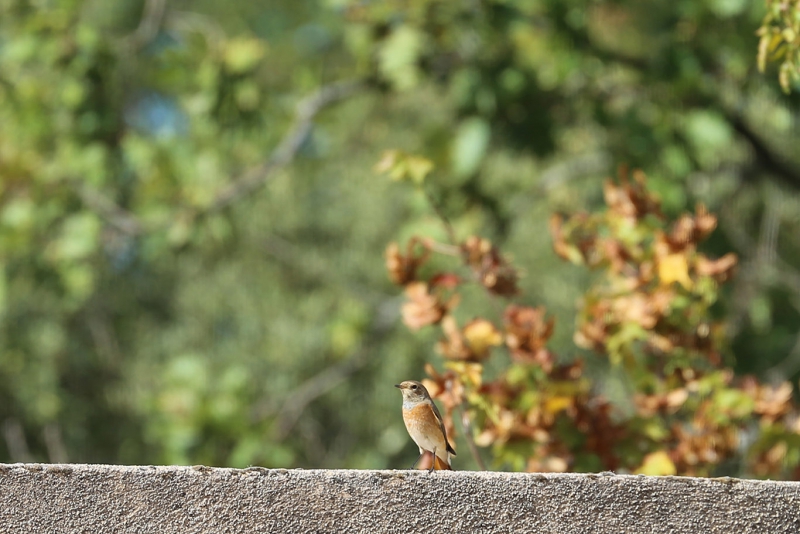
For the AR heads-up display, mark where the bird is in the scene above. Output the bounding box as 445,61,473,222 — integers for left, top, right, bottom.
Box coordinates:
395,380,456,471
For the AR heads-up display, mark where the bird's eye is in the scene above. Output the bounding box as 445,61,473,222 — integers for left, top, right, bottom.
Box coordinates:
411,384,418,390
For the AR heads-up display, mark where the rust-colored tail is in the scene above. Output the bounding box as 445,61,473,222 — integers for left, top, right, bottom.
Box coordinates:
433,454,452,470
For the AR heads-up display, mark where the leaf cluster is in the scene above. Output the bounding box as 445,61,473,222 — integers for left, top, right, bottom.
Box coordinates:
757,0,800,92
384,165,800,478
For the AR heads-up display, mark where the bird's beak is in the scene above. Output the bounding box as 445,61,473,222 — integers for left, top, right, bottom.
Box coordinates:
394,384,402,389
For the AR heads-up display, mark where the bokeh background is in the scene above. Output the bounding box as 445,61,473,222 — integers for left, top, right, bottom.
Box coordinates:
1,0,799,470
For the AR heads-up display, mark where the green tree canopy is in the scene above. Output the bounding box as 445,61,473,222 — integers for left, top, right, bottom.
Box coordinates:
1,0,800,475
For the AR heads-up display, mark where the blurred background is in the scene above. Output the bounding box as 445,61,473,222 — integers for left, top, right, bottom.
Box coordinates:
1,0,799,470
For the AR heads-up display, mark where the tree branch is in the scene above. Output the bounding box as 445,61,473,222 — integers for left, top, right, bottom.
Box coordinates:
267,299,395,441
76,79,366,236
725,111,800,190
75,185,145,236
2,418,33,463
272,352,370,441
43,423,69,464
207,79,365,214
458,403,487,471
126,0,168,50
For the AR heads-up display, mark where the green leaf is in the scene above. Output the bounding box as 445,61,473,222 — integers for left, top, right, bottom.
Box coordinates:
451,117,490,178
222,38,267,74
378,25,424,91
707,0,747,17
48,212,101,262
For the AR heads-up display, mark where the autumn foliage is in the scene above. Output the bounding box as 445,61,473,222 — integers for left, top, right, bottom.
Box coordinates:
382,160,800,478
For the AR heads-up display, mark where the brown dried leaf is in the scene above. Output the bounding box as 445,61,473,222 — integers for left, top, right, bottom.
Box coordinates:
695,253,737,283
461,236,519,296
504,305,556,370
603,170,662,221
401,282,448,330
385,239,430,285
436,315,474,360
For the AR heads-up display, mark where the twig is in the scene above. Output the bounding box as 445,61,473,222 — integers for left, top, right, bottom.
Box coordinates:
269,300,394,440
426,240,461,256
718,198,759,337
726,111,800,190
422,186,459,246
458,403,487,471
767,328,800,381
2,418,34,463
717,189,754,251
43,423,69,464
164,10,226,52
86,310,124,365
75,185,145,236
126,0,168,50
757,185,782,266
272,350,370,440
720,188,800,360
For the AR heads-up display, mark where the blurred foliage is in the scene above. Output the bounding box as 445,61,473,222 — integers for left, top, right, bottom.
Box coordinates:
386,166,800,477
1,0,800,477
757,0,800,93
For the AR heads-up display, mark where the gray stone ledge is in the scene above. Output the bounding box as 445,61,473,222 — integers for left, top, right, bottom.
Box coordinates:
1,463,799,533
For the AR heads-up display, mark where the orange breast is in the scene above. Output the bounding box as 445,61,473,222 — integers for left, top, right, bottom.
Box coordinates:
402,402,448,457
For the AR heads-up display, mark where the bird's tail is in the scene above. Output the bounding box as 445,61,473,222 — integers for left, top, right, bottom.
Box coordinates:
433,454,452,470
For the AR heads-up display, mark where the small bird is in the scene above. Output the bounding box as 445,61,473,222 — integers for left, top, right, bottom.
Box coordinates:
395,380,456,471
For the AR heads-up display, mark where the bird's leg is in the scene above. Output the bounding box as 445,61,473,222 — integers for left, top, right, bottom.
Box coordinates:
410,450,425,470
428,448,437,473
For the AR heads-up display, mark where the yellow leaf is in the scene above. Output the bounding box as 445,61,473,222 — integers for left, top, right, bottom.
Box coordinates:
768,32,783,53
445,361,483,387
658,253,692,289
542,456,569,472
405,156,434,184
373,150,401,177
373,150,433,184
635,450,677,476
463,318,503,358
757,34,769,72
544,396,572,414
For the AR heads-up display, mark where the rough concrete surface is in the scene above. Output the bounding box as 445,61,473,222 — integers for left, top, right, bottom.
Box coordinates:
1,464,799,534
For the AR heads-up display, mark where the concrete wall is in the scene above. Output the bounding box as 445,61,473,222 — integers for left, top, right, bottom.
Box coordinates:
1,464,799,533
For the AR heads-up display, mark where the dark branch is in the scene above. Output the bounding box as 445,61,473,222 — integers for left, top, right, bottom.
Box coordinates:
725,111,800,190
207,79,365,214
126,0,168,50
76,79,366,236
268,300,395,441
76,185,145,236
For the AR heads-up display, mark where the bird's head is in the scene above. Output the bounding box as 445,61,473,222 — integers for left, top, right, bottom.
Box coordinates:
394,380,431,403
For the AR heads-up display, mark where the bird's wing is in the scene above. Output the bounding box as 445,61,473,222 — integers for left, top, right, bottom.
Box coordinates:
430,400,456,456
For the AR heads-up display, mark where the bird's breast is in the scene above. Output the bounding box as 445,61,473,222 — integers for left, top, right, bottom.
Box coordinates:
402,403,445,442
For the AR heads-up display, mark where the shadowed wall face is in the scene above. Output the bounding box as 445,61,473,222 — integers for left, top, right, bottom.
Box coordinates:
1,465,799,533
